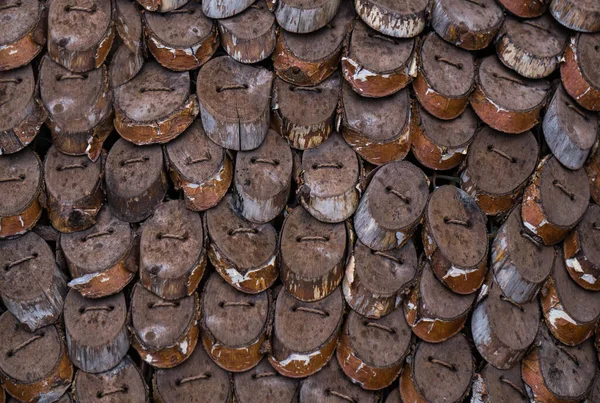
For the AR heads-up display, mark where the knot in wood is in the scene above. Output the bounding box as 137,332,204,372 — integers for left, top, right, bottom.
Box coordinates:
428,356,457,371
4,253,38,271
552,179,575,200
311,162,343,169
216,84,248,92
565,102,588,120
364,321,396,333
220,301,255,308
250,157,280,166
522,21,549,33
250,4,264,9
0,78,22,84
292,306,329,316
252,372,276,379
79,305,115,314
157,232,189,241
120,156,149,166
140,87,173,93
7,332,44,357
554,343,580,367
520,230,541,248
56,73,88,81
0,174,25,183
500,377,526,399
0,1,21,11
327,390,355,403
435,55,463,70
443,217,471,227
464,0,486,8
148,301,180,309
65,4,98,13
593,222,600,231
386,186,410,204
500,295,524,311
82,228,114,242
367,33,397,45
168,8,194,14
97,385,129,398
57,162,88,171
176,372,211,386
492,73,524,86
295,235,330,242
288,85,321,93
487,145,516,163
186,153,212,165
371,250,403,265
228,228,258,236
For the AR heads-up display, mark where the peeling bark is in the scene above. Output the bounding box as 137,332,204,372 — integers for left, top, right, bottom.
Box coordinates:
561,34,600,111
550,0,600,32
0,1,46,71
496,0,546,18
354,0,429,38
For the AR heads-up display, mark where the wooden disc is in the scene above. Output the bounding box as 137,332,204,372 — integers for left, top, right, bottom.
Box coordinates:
73,356,149,403
206,194,278,294
550,0,600,33
472,364,529,403
274,0,341,34
354,161,429,251
414,32,475,120
561,33,600,111
496,0,546,17
144,1,218,71
153,343,232,403
234,129,293,223
105,138,168,223
233,358,299,403
0,0,45,71
47,0,114,73
543,84,597,170
564,204,600,290
140,200,205,300
138,0,190,12
496,15,568,79
461,127,538,216
280,206,347,302
298,132,360,223
196,56,273,151
115,0,143,52
202,0,254,19
0,231,67,331
272,72,340,150
110,41,144,88
354,0,429,38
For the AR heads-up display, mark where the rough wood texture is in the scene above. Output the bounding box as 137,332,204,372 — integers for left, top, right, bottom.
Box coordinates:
274,0,340,34
0,0,46,71
471,364,529,403
354,0,429,38
233,358,299,403
496,0,546,18
586,146,600,205
202,0,254,19
47,0,115,73
110,41,145,88
563,204,600,290
138,0,190,12
550,0,600,32
561,33,600,111
116,0,143,53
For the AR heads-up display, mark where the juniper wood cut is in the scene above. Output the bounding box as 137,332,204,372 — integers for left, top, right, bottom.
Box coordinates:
0,0,46,71
563,204,600,291
110,41,145,88
561,33,600,111
202,0,253,19
274,0,340,34
116,0,143,53
550,0,600,33
354,0,429,38
137,0,190,12
496,0,546,18
471,364,529,403
232,358,299,403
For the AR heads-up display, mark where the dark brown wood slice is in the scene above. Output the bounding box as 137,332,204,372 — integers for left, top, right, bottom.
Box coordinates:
201,272,270,372
0,0,46,71
61,207,136,298
0,232,67,331
233,358,299,403
73,356,149,403
343,240,417,318
115,0,143,53
298,132,360,223
0,311,72,403
0,65,45,154
137,0,190,12
280,206,347,301
550,0,600,33
543,84,598,170
153,342,232,403
39,55,112,161
110,41,144,88
105,138,168,223
269,287,344,378
44,145,104,233
496,15,568,79
561,33,600,111
202,0,254,19
471,364,529,403
140,200,206,300
563,203,600,290
207,194,278,294
234,129,293,223
460,127,538,216
0,147,43,239
47,0,115,73
144,2,218,71
197,56,273,151
354,0,429,38
274,0,340,34
355,161,429,251
218,1,276,64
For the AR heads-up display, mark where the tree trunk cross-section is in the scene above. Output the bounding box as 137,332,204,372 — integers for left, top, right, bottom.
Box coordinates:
275,0,341,34
471,364,529,403
233,358,299,403
561,33,600,111
550,0,600,33
563,204,600,291
0,0,46,71
354,0,429,38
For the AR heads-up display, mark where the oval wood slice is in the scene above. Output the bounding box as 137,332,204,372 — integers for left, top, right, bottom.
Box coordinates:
39,55,112,161
543,84,598,170
73,356,149,403
298,132,360,223
234,129,293,223
355,161,429,251
343,240,417,318
400,334,474,403
201,272,270,372
299,359,378,402
280,206,347,301
423,185,487,294
110,41,145,88
153,342,232,403
460,127,538,216
491,204,555,304
47,0,115,73
522,325,597,402
0,312,72,403
342,20,417,98
337,308,412,390
202,0,253,19
272,0,354,86
411,104,477,171
218,1,276,64
522,156,589,245
233,358,299,403
197,56,273,151
471,56,550,134
561,33,600,111
541,253,600,346
403,259,475,343
44,146,105,233
0,232,67,331
563,204,600,290
140,200,206,300
144,2,218,71
432,0,503,50
497,0,546,17
341,84,411,165
207,194,278,294
269,287,344,378
414,32,475,120
550,0,600,33
105,138,168,223
0,0,45,71
472,277,540,369
354,0,429,38
497,15,568,79
0,148,42,239
165,120,232,212
471,364,529,403
272,72,340,150
130,283,199,368
0,65,46,155
61,207,135,298
116,0,143,53
137,0,190,12
114,62,198,145
274,0,340,34
64,289,129,373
